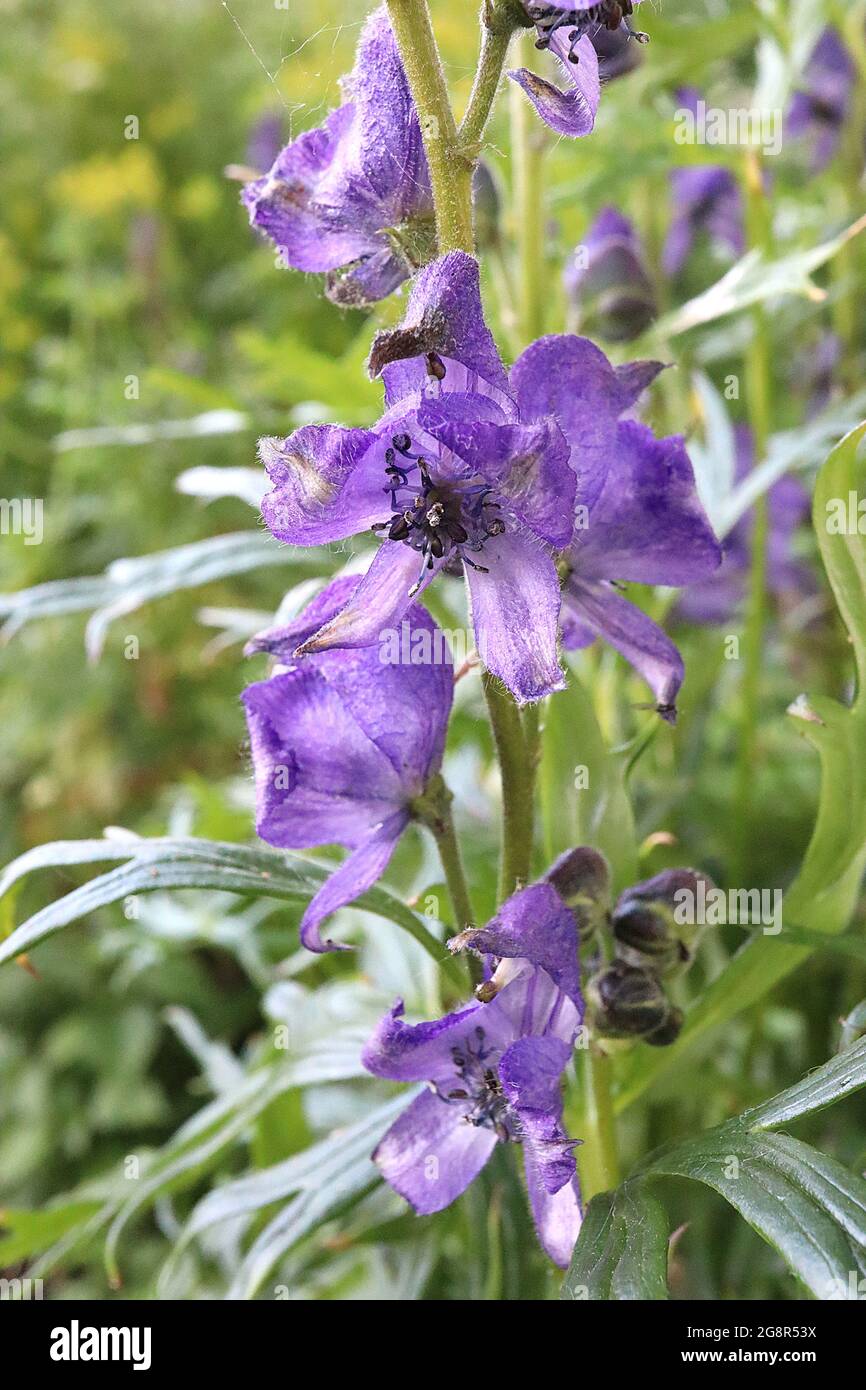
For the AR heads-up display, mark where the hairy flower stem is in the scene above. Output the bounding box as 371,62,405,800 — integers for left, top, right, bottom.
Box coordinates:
459,2,522,154
385,0,475,255
579,1045,621,1200
510,31,549,345
412,775,480,984
483,673,535,900
736,151,772,880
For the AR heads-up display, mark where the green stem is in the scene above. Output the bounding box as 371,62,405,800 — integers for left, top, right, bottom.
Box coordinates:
735,152,772,880
385,0,474,254
458,2,519,154
510,30,548,345
578,1045,621,1201
483,673,534,900
412,775,480,987
412,775,476,935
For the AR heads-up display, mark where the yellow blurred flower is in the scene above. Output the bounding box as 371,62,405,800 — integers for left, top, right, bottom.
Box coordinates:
52,146,163,218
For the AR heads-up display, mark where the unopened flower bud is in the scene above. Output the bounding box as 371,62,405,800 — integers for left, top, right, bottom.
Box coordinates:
565,208,656,343
586,961,670,1040
545,846,611,945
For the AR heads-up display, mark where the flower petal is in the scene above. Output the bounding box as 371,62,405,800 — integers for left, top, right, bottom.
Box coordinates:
419,407,576,547
259,426,383,546
299,810,408,951
499,1036,577,1196
524,1156,582,1267
563,576,685,719
363,997,486,1084
242,106,376,273
297,542,445,653
507,34,599,139
510,335,663,511
466,531,565,705
241,7,431,301
569,420,722,585
242,667,404,848
369,251,509,403
452,883,582,1013
247,577,453,789
371,1088,497,1214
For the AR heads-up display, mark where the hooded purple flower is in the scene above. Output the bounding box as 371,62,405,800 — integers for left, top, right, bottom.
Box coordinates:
787,27,856,173
242,8,433,307
258,252,584,706
511,334,722,717
364,873,584,1266
565,207,657,342
676,427,814,627
511,1,648,137
664,90,745,277
241,576,452,952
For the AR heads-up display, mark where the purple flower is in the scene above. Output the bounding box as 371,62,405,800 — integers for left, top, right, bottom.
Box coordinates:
664,90,744,277
518,334,722,717
245,112,284,176
242,7,433,307
676,427,813,627
258,252,580,706
512,1,648,136
564,206,657,342
241,576,452,952
787,28,856,173
363,870,584,1266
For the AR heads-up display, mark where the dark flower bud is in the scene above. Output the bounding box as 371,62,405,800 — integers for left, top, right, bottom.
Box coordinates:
564,208,656,344
614,867,714,974
612,904,683,977
644,1006,684,1048
586,961,671,1040
545,846,611,945
472,161,502,252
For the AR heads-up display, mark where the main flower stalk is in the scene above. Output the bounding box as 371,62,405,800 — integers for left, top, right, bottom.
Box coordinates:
385,0,475,254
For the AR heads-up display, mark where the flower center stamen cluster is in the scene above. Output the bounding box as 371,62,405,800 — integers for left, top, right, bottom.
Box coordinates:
373,434,505,595
433,1026,515,1143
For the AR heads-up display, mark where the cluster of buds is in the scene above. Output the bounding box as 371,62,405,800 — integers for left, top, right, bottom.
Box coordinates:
545,848,713,1048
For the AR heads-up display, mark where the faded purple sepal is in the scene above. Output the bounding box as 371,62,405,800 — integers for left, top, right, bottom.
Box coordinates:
242,7,432,306
242,578,452,950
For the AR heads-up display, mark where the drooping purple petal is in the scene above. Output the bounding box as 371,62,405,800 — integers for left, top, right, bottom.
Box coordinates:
241,7,432,306
248,577,453,789
242,107,375,273
451,883,582,1011
297,543,444,654
466,531,565,705
259,426,382,546
242,667,403,849
563,575,684,718
299,810,408,952
569,421,722,585
363,997,486,1085
371,1088,497,1214
499,1036,577,1195
524,1155,582,1267
418,405,576,547
508,34,600,139
369,251,509,404
510,336,664,511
